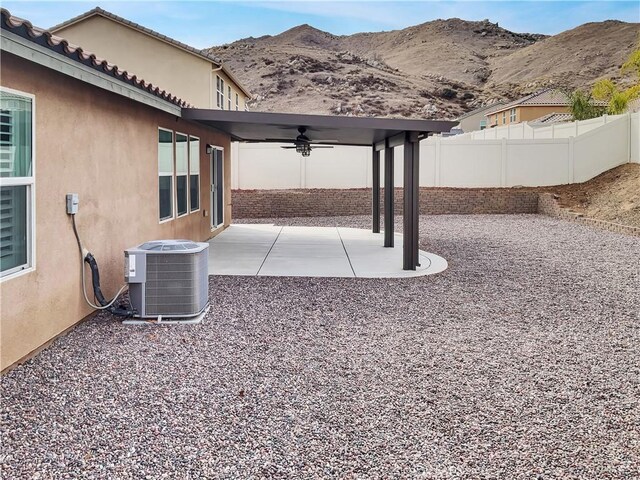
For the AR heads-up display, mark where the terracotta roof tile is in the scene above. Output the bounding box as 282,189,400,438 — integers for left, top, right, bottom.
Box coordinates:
1,8,190,108
529,112,574,125
487,88,607,116
457,101,506,121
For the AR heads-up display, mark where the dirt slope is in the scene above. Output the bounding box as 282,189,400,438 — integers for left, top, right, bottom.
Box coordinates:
550,164,640,227
207,19,639,119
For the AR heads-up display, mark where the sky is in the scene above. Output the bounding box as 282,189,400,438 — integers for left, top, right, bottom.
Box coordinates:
3,0,638,49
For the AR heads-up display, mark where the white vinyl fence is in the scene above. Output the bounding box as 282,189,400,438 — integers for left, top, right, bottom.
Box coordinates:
232,112,639,189
459,114,625,141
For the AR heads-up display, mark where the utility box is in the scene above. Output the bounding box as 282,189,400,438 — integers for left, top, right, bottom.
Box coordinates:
66,193,79,214
125,240,209,318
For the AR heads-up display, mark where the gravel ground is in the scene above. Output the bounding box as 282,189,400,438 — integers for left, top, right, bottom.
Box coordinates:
2,215,639,479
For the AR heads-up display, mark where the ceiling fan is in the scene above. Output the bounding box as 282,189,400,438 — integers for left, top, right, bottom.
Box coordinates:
279,127,334,157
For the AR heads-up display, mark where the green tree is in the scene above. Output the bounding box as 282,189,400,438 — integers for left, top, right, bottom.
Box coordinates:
568,89,605,121
592,79,639,115
621,47,640,77
591,46,640,115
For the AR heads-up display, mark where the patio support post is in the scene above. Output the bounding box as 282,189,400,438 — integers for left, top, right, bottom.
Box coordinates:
372,146,380,233
403,132,420,270
383,140,394,247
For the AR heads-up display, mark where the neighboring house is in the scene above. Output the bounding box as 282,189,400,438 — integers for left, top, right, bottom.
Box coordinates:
486,89,572,127
456,102,504,132
1,10,232,370
50,7,251,110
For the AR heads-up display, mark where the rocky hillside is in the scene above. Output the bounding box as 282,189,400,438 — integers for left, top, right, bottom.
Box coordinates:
207,18,639,119
487,20,640,98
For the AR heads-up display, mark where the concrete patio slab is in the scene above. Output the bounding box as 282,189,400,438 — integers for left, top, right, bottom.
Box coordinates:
208,224,447,278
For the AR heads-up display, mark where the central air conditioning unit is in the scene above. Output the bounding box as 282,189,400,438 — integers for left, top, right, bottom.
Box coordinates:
124,240,209,319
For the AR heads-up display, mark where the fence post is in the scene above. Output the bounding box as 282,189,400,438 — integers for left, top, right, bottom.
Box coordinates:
628,111,632,163
500,138,508,187
575,120,579,137
603,114,608,125
568,136,575,183
434,136,442,187
551,124,555,138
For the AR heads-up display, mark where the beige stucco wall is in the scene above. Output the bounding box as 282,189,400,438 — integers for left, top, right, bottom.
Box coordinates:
519,106,570,122
0,53,232,370
53,15,248,110
489,105,571,127
459,110,489,132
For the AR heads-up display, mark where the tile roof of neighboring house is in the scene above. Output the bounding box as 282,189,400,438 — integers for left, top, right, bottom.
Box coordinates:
529,112,574,125
1,8,190,108
50,7,251,98
486,89,571,115
487,88,611,117
456,101,506,121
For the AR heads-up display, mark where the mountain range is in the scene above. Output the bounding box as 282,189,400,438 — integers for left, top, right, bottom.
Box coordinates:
206,18,639,119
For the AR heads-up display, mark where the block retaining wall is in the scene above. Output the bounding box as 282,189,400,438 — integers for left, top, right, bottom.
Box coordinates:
232,188,639,237
232,188,539,218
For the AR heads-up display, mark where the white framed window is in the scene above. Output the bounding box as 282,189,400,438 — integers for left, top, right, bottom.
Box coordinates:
216,76,225,109
158,128,174,222
189,136,200,213
1,88,35,280
502,111,506,124
235,93,239,111
510,108,517,122
228,86,232,110
175,132,188,217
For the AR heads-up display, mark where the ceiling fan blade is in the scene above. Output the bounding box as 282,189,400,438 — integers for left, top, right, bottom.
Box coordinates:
280,146,297,149
312,140,339,144
311,146,334,149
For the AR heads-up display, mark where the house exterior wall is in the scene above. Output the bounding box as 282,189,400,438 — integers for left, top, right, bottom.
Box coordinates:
519,106,570,122
0,53,231,370
489,105,571,127
52,15,248,110
458,110,489,132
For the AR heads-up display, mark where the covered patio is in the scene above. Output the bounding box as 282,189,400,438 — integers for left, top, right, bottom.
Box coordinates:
182,109,455,270
207,224,448,278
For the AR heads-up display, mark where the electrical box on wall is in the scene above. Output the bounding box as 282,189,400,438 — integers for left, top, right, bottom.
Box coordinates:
66,193,79,215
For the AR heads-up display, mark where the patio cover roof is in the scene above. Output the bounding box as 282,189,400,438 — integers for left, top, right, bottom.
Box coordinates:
182,107,457,272
181,108,456,146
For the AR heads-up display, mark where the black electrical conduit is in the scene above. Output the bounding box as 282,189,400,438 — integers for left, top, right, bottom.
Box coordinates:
71,215,136,317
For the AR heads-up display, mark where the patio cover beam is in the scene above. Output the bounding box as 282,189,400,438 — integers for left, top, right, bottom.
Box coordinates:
383,140,394,247
372,146,381,233
403,132,420,270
